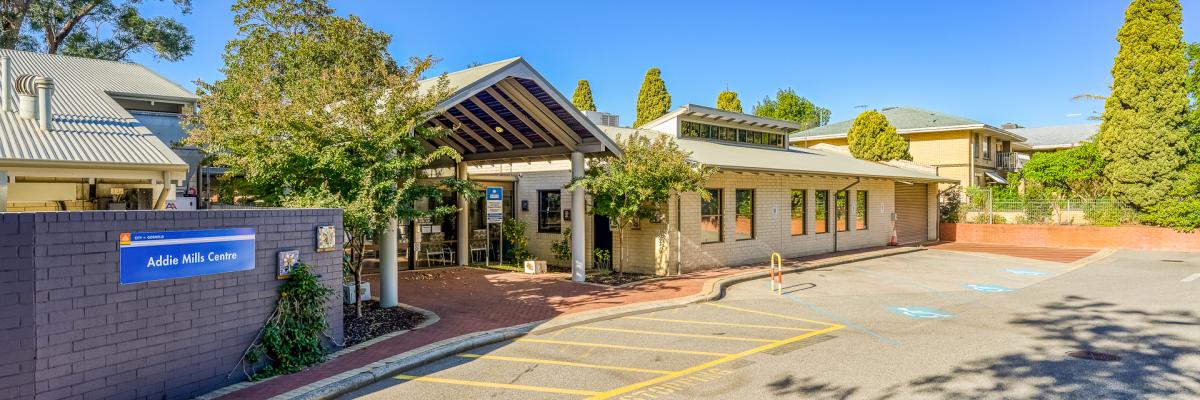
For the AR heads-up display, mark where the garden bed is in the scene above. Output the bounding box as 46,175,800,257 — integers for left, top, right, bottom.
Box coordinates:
342,301,426,347
585,271,653,286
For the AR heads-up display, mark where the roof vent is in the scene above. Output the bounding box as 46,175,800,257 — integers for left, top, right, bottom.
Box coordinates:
14,73,53,130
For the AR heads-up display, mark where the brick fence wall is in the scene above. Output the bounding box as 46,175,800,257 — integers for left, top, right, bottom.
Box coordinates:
939,223,1199,251
0,209,344,400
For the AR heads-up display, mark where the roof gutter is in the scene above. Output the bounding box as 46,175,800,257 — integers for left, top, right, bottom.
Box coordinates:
833,177,861,253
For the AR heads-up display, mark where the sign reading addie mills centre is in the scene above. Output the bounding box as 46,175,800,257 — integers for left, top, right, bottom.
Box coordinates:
119,228,256,284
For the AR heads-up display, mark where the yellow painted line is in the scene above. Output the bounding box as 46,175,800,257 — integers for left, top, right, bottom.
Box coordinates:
705,302,841,327
459,354,674,374
585,323,846,399
572,326,778,343
625,316,819,332
393,374,601,396
516,338,734,357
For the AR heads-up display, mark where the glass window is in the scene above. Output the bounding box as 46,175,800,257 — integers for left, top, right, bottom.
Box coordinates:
836,191,849,232
984,136,991,160
791,189,806,235
701,189,723,243
735,189,754,240
677,121,785,148
815,190,829,234
537,190,561,233
856,191,868,230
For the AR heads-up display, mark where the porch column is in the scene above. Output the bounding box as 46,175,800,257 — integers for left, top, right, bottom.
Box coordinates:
379,218,398,308
0,171,8,212
570,151,586,282
457,162,470,266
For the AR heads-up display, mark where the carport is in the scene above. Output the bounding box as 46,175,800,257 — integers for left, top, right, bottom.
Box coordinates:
375,57,621,308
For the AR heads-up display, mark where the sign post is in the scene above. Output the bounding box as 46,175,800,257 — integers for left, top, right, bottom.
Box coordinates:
486,187,503,266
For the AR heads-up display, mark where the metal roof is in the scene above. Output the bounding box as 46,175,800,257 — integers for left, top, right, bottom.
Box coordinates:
792,106,1026,142
1007,124,1098,149
0,49,189,169
600,126,954,182
639,104,803,132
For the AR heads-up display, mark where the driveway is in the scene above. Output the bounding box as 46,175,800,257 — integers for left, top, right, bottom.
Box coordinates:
341,249,1200,399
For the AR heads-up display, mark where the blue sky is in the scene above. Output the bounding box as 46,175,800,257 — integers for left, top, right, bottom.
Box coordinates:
131,0,1200,128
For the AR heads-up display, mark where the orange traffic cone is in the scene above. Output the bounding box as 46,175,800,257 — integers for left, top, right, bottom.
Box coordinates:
888,225,899,246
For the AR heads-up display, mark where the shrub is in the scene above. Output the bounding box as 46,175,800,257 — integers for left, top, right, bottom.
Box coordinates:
550,228,571,266
971,213,1006,224
502,217,533,261
939,187,963,223
244,264,333,380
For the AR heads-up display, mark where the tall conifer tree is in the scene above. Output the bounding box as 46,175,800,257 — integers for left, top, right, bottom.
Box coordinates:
846,110,911,161
1097,0,1190,209
634,68,671,127
572,80,596,111
716,90,742,113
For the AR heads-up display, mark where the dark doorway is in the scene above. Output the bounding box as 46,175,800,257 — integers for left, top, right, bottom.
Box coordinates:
593,214,612,268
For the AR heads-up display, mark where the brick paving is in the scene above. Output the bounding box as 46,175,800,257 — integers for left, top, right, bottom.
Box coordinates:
929,242,1098,263
214,246,891,399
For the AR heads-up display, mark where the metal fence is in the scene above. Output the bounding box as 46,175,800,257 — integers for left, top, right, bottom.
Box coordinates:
948,193,1138,226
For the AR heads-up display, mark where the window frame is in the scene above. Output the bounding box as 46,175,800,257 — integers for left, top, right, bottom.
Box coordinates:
701,188,723,244
814,190,829,234
983,135,992,160
734,189,755,241
836,190,850,232
790,189,806,236
856,191,868,230
536,190,562,233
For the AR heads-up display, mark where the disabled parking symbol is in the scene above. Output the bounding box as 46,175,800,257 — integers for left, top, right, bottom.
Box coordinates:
964,284,1013,293
1004,268,1047,276
889,306,952,319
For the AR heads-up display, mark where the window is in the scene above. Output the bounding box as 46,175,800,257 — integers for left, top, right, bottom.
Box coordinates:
735,189,754,240
790,189,806,236
815,190,829,234
974,132,981,158
856,191,868,230
537,190,561,233
701,189,723,243
679,120,786,148
836,191,849,232
983,136,991,160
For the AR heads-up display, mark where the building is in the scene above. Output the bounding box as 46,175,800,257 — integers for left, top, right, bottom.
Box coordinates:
1007,123,1099,153
0,49,196,211
790,106,1027,187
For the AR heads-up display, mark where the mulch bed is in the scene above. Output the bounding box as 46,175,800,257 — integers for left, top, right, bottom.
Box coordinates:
585,272,652,286
342,300,425,347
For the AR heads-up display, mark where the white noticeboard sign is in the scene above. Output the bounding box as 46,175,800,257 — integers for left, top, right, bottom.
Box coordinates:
486,187,503,223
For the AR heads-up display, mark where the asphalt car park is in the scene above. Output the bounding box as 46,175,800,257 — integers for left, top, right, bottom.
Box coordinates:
343,248,1200,399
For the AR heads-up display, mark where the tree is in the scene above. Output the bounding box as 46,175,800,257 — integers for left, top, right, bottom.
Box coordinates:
568,133,715,275
572,79,595,111
752,88,829,129
1,0,194,61
186,0,473,316
634,67,670,127
846,110,911,161
1096,0,1190,210
1016,142,1106,199
716,90,742,113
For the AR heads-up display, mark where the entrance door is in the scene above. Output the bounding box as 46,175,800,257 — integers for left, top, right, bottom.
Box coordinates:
593,214,612,268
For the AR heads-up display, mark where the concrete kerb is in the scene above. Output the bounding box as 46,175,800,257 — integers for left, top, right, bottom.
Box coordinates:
269,245,923,400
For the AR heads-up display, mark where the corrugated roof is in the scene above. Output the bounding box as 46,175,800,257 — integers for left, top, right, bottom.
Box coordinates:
418,57,521,99
792,106,1024,143
1007,124,1098,149
600,126,953,182
0,49,189,168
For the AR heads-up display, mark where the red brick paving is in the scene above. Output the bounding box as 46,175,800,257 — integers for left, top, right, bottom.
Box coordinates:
928,242,1098,263
215,247,888,399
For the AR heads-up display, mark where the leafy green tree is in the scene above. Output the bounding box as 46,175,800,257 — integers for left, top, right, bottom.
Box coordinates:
1096,0,1190,210
1,0,194,61
1016,142,1106,199
752,88,829,129
572,79,596,111
187,0,473,316
716,90,742,113
634,67,671,127
569,133,715,275
845,110,911,161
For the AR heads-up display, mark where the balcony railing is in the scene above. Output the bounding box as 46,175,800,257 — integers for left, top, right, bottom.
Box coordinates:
997,151,1023,172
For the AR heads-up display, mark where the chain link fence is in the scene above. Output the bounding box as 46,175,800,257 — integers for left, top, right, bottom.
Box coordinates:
942,190,1139,226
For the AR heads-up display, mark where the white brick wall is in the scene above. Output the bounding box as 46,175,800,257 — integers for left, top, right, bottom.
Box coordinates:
475,169,596,268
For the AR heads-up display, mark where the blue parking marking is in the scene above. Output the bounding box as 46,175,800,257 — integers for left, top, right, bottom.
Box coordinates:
964,284,1013,293
1004,268,1047,276
889,306,952,319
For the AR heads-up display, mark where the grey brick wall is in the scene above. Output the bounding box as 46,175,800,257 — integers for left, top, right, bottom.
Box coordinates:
0,209,344,400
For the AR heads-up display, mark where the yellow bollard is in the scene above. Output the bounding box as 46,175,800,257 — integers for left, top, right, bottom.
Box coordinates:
770,252,783,295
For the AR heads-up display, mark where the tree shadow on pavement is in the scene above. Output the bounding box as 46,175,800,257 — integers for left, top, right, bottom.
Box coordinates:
766,295,1200,399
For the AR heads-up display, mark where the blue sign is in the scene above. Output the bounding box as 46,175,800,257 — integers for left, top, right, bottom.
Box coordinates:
119,228,256,284
889,306,952,319
486,186,503,201
1004,268,1047,277
964,284,1013,293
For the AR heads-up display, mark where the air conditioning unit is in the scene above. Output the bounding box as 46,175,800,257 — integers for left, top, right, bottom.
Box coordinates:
581,110,619,127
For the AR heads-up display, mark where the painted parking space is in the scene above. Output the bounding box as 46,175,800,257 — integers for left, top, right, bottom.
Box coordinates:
346,302,844,399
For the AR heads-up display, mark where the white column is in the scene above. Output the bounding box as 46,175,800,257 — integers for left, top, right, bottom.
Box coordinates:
379,218,398,308
0,171,8,212
570,151,586,282
457,162,470,266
